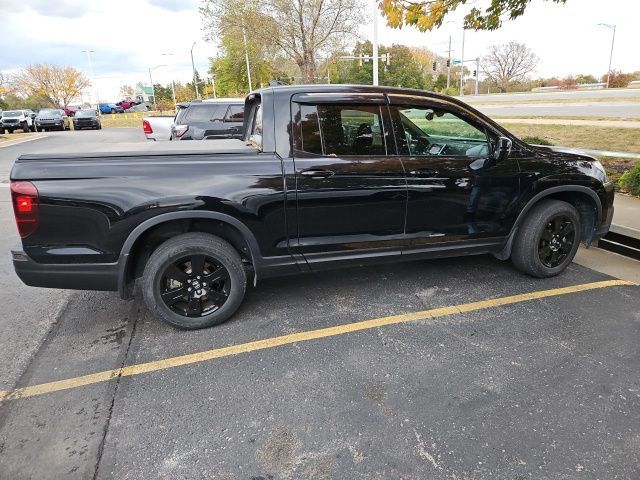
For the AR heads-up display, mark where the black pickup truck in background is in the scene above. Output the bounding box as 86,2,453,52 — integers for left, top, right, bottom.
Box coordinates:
10,85,614,329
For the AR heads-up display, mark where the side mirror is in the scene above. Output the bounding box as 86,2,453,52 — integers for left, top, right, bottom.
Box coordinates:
493,136,512,161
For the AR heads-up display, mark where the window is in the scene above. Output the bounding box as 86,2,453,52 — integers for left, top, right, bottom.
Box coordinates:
295,104,386,156
395,106,490,157
184,105,219,123
224,105,244,122
248,104,262,149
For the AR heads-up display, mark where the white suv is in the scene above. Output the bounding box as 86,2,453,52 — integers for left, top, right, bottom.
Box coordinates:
1,110,35,134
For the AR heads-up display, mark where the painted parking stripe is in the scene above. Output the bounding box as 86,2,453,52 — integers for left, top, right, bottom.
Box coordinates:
0,279,634,402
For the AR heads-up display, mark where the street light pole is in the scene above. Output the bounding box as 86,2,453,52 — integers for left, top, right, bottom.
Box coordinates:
446,35,452,89
81,50,99,108
190,42,200,99
598,23,616,88
372,0,379,86
241,23,253,91
459,28,466,95
474,57,480,95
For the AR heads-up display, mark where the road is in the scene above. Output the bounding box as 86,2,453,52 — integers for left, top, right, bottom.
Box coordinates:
460,88,640,103
459,88,640,119
1,129,640,479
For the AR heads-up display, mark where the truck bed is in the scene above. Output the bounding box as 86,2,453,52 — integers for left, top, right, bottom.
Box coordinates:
15,139,258,162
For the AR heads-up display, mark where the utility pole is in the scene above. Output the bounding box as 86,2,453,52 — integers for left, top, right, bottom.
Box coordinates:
210,76,217,99
446,35,452,89
171,80,177,110
474,57,480,95
459,28,466,95
372,0,379,86
190,42,200,99
241,21,253,91
598,23,616,88
81,50,99,108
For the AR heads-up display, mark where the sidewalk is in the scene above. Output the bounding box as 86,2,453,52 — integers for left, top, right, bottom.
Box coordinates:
613,194,640,235
496,118,640,129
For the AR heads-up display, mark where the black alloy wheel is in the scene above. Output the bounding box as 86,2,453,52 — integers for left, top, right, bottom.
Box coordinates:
538,215,575,268
142,233,247,329
159,254,231,318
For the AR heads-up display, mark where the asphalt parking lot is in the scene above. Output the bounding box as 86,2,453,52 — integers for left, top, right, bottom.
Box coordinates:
1,129,639,479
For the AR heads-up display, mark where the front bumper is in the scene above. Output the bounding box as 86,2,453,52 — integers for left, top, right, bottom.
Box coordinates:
12,250,119,292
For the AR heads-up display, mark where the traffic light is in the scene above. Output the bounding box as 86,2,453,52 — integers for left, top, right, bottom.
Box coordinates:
432,61,437,72
446,59,450,68
473,70,477,77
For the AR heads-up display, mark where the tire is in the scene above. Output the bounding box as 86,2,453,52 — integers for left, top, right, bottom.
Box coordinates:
511,200,581,278
142,232,247,330
30,123,36,132
8,129,13,134
110,108,116,114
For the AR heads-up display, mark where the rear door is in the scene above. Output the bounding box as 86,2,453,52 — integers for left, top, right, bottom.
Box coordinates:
186,103,225,139
220,104,244,138
291,93,407,265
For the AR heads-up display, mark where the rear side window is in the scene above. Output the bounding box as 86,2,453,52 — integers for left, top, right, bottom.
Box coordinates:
295,104,386,156
184,105,219,123
224,105,244,122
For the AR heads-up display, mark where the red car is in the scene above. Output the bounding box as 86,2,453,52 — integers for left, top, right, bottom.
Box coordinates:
64,106,80,117
116,100,136,110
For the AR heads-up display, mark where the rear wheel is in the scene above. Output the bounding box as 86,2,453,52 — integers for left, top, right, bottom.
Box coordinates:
142,233,247,330
511,200,581,278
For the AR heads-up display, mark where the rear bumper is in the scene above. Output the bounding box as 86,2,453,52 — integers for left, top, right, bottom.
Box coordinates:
12,250,119,292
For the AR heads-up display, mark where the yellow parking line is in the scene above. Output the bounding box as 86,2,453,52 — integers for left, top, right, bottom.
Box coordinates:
0,279,634,402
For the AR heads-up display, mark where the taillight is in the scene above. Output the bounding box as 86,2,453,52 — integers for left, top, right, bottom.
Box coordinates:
10,181,39,238
142,119,153,134
174,125,188,138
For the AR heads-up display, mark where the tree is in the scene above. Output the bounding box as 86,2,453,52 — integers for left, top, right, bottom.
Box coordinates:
119,84,135,99
379,0,568,31
481,41,538,92
603,71,634,88
202,0,363,84
12,64,90,108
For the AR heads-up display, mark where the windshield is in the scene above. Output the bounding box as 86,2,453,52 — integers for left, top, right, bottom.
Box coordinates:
2,111,22,117
38,109,59,116
75,110,97,118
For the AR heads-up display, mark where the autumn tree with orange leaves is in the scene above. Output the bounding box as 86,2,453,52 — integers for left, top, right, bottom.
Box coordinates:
379,0,568,31
12,64,90,108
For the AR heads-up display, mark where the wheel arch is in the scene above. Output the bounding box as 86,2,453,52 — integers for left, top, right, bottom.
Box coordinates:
117,211,262,298
495,185,602,260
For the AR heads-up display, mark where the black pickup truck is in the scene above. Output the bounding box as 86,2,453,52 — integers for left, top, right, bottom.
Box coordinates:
10,85,614,329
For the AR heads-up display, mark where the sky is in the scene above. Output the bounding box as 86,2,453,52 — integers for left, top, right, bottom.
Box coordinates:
0,0,638,102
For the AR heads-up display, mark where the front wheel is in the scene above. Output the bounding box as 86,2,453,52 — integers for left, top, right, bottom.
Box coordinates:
142,233,247,330
511,200,581,278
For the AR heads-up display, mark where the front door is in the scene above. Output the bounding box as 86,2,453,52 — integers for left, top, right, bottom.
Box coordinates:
388,97,520,247
291,97,407,265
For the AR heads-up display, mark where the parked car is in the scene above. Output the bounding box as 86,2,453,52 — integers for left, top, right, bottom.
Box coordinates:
64,106,80,117
117,100,136,110
1,110,35,133
35,109,70,131
99,103,124,114
171,99,244,140
73,109,102,130
9,84,614,330
143,116,174,141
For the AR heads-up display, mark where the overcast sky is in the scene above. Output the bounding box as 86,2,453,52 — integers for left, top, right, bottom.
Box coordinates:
0,0,638,102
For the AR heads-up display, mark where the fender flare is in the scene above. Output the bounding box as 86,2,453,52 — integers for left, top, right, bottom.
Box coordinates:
494,185,603,261
117,211,263,298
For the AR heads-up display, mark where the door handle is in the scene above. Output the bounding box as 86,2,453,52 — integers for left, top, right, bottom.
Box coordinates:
409,169,440,177
300,169,335,178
